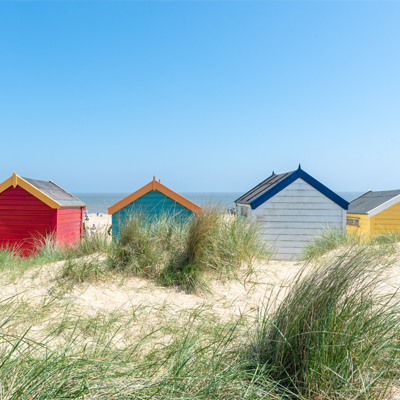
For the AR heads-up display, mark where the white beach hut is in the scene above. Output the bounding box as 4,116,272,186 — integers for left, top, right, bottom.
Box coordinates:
235,166,349,259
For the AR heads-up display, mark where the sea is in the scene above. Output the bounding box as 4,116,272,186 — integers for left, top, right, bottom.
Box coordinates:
74,192,364,215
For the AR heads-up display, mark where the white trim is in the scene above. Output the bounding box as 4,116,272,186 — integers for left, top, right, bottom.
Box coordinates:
367,194,400,217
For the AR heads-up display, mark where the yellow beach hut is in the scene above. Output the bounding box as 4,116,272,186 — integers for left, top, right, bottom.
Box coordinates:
347,189,400,237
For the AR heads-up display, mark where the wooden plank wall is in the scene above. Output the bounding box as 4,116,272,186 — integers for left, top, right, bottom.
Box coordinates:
346,213,370,237
373,202,400,234
57,207,82,246
0,186,53,252
252,178,345,259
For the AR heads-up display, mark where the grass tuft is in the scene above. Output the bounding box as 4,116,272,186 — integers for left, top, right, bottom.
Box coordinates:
108,213,184,277
370,230,400,246
160,206,272,292
58,259,109,284
247,246,400,399
300,228,362,262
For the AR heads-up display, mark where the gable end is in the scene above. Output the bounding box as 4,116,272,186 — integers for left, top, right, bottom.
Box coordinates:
249,168,348,210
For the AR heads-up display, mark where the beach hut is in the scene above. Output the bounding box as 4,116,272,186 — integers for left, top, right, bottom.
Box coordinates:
0,173,86,254
235,166,349,259
108,176,201,236
347,189,400,237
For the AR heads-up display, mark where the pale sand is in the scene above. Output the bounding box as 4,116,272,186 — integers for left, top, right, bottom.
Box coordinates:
3,255,400,327
0,259,302,321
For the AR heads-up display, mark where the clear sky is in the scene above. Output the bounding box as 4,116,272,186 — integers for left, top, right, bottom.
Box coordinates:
1,2,399,194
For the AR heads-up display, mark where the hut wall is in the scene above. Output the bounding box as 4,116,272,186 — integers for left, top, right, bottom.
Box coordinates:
346,213,370,237
112,190,194,237
252,178,346,259
372,202,400,235
57,207,83,245
0,185,53,252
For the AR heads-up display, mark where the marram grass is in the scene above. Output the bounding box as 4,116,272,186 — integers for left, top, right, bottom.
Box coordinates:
300,227,362,262
247,246,400,399
109,207,273,292
301,227,400,262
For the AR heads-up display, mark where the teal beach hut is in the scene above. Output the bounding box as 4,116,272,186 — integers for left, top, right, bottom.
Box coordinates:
108,176,201,236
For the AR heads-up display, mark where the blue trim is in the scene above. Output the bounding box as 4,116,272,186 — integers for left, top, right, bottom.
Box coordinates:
297,169,349,210
250,171,298,210
250,168,349,210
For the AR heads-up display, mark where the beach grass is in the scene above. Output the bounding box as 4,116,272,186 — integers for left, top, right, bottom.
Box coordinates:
0,295,286,400
302,227,400,262
158,206,272,292
300,227,362,262
370,230,400,246
247,246,400,399
107,207,272,292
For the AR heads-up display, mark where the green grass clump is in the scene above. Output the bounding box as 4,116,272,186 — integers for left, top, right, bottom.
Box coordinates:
247,247,400,399
58,259,109,284
302,228,400,262
108,207,271,292
63,231,111,258
301,228,362,262
0,232,111,278
0,236,66,275
108,213,186,278
370,230,400,246
160,207,272,292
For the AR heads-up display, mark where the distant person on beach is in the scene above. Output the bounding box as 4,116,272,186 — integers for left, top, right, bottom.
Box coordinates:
92,224,97,236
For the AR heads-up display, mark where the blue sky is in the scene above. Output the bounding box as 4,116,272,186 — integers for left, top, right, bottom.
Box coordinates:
1,2,399,193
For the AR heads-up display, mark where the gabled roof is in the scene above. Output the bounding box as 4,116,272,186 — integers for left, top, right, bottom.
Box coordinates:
0,173,86,209
108,176,201,215
348,189,400,217
235,166,349,210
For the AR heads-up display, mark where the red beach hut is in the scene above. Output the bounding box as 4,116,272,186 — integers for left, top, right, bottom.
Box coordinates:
0,173,86,254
